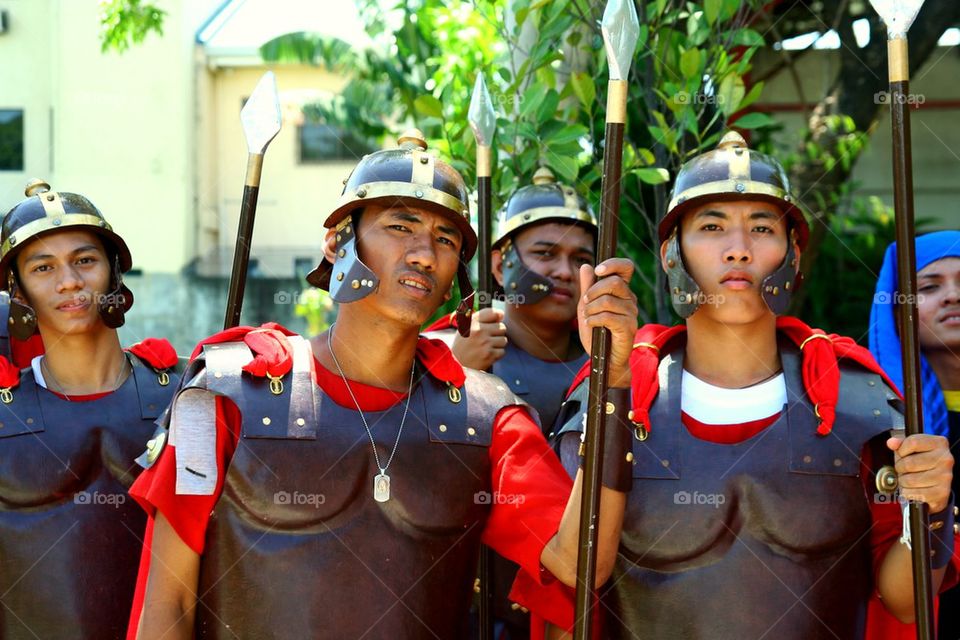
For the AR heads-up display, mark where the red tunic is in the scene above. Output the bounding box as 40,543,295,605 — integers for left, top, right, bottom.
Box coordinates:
127,336,573,638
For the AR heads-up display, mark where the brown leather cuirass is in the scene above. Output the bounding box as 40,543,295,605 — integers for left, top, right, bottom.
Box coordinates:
194,344,519,640
555,345,900,640
0,356,178,640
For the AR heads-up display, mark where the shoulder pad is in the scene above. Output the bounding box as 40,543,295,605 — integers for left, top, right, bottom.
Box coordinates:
425,368,525,447
0,370,44,438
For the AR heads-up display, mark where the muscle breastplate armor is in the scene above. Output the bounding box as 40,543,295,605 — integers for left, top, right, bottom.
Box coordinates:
493,339,586,433
555,345,901,640
195,338,519,639
0,356,178,639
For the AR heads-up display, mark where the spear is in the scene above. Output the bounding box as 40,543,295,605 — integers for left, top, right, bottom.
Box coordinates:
468,72,497,640
574,1,639,638
867,2,934,638
223,71,282,329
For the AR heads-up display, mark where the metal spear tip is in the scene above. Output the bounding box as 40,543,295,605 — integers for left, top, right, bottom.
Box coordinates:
601,0,640,81
868,0,925,38
241,71,282,155
468,74,497,147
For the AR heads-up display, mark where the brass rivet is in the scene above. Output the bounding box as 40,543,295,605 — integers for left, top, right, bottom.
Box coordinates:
214,371,223,378
833,458,842,467
336,273,344,282
262,417,271,425
467,427,477,436
336,234,342,242
605,402,615,415
506,261,514,268
447,385,462,403
772,287,779,295
420,156,429,164
661,459,670,468
26,418,33,424
785,281,791,290
439,424,447,432
352,280,360,289
667,259,676,268
357,188,367,198
510,282,517,290
628,410,635,420
625,452,634,462
415,189,424,198
338,249,346,258
511,603,521,611
803,455,812,464
868,380,876,386
296,418,306,426
931,520,945,531
873,409,882,417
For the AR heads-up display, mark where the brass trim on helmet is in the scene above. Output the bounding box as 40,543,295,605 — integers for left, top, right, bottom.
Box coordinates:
411,150,435,186
727,147,751,181
332,181,468,226
667,180,795,213
37,191,66,217
497,206,596,240
1,214,114,260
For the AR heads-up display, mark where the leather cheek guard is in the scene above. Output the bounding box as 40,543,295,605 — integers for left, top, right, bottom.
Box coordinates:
760,234,802,316
455,263,474,338
664,230,702,319
578,386,634,493
499,240,553,305
328,219,380,303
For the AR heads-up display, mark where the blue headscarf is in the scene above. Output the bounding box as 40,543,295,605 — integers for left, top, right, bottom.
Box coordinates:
869,230,960,437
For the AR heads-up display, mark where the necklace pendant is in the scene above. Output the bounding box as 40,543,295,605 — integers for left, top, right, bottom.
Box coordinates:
373,472,391,502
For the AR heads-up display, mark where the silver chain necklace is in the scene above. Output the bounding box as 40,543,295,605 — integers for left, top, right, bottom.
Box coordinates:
327,324,415,503
42,353,130,402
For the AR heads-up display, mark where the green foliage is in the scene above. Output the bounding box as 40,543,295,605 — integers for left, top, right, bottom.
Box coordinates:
99,0,166,54
799,195,935,340
294,288,335,337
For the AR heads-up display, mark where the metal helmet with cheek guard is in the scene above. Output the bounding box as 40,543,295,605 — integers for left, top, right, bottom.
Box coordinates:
493,167,597,305
660,131,810,318
305,129,476,336
0,180,134,339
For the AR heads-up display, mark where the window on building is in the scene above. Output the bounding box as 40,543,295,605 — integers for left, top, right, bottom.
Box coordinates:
298,122,372,164
0,110,24,171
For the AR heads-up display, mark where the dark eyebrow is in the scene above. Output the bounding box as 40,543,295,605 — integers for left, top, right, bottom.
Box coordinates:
389,210,461,241
23,244,99,265
749,211,782,221
918,271,943,279
391,211,421,224
693,210,728,221
531,240,596,256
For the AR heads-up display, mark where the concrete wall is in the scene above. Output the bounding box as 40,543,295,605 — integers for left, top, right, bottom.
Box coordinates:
756,47,960,230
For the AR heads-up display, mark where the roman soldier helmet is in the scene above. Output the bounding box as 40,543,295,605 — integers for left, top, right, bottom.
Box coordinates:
493,167,597,305
660,131,810,317
305,129,476,335
0,180,134,339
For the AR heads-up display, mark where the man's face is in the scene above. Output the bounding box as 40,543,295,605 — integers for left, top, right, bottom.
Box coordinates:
493,222,595,324
917,256,960,355
350,204,463,327
665,199,793,324
14,229,113,338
